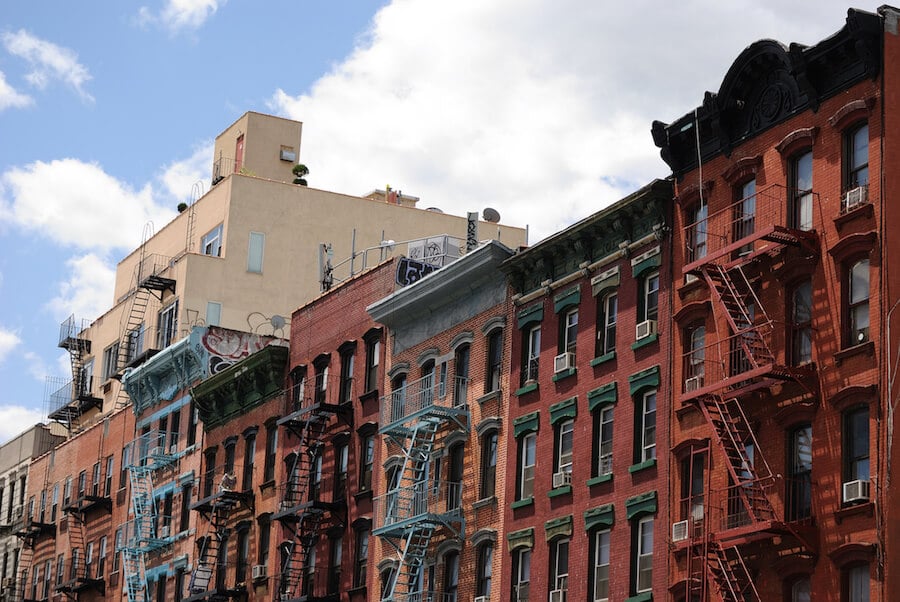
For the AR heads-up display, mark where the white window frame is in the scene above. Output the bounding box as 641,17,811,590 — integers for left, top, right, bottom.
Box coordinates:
102,342,120,380
557,420,574,474
552,538,569,592
519,433,536,500
562,308,578,354
599,293,617,355
643,272,660,322
636,517,653,593
598,406,613,476
514,548,531,602
206,301,222,327
157,300,179,349
201,224,223,257
593,530,610,602
641,390,657,462
525,325,541,382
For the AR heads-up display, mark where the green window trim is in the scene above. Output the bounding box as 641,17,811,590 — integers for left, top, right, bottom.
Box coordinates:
547,484,572,498
514,382,539,397
625,490,658,521
506,527,535,552
629,364,660,396
544,514,574,541
632,252,661,279
586,473,613,487
513,411,540,437
511,497,534,510
549,397,577,424
625,593,653,602
517,304,544,329
553,285,581,314
628,458,657,474
552,367,577,382
590,351,616,366
587,382,617,412
584,504,614,531
591,269,620,298
631,333,659,350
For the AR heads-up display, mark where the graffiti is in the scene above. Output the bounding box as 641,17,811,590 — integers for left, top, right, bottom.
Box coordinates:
201,326,273,375
396,257,438,286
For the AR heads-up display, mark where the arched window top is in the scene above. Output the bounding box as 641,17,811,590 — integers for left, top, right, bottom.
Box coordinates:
476,416,501,437
387,363,409,381
450,332,474,350
827,97,876,131
481,316,506,335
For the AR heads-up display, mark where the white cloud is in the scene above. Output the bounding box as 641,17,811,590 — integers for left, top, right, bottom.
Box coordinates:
0,158,175,252
0,328,21,364
268,0,880,243
160,141,213,201
0,405,45,445
1,30,93,103
0,70,32,110
22,351,49,382
138,0,225,33
46,253,117,323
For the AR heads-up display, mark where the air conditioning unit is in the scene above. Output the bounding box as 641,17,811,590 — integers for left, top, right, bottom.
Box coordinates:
554,352,575,373
684,376,704,392
158,526,170,538
672,520,689,542
474,597,488,602
842,185,868,212
2,577,13,588
549,589,566,602
170,444,178,454
635,320,657,340
148,447,164,458
843,479,870,504
552,471,572,488
251,564,267,581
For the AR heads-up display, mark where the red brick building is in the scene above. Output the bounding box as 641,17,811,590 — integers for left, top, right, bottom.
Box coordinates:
367,240,515,602
653,7,900,601
500,180,673,602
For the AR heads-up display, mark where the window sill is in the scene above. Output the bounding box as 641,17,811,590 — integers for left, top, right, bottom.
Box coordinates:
626,592,652,602
835,501,874,524
358,390,379,404
590,352,616,367
587,474,613,487
515,382,539,396
631,333,659,351
477,389,501,405
677,274,705,299
834,201,873,230
511,497,534,510
552,367,576,382
348,585,368,597
259,480,275,492
353,489,373,502
628,458,657,474
547,485,572,498
473,496,496,509
834,341,875,365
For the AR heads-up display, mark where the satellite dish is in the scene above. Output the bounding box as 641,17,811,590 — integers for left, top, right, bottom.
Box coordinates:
270,315,286,330
483,207,501,223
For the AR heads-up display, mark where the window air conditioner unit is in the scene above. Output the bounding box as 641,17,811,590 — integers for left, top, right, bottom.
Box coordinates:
251,564,267,581
635,320,657,340
684,376,704,392
148,447,164,458
843,479,870,504
842,186,868,212
2,577,12,588
169,444,178,454
554,352,575,373
552,471,572,488
549,589,566,602
672,520,689,542
475,597,488,602
158,526,170,538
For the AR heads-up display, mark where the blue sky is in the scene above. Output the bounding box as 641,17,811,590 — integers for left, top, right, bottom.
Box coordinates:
0,0,886,442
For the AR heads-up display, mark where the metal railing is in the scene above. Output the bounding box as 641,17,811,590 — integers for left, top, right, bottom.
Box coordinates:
681,330,779,393
373,481,463,531
127,429,181,468
58,315,91,348
380,374,468,426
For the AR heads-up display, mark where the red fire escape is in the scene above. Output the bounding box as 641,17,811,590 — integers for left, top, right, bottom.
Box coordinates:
679,184,819,601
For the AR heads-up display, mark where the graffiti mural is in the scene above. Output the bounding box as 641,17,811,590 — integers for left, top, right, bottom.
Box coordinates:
200,326,275,375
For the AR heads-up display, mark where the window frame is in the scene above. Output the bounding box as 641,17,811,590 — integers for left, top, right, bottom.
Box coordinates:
555,419,574,475
592,529,610,602
595,406,614,478
559,307,578,355
787,423,812,521
637,389,657,463
847,258,870,347
247,231,265,273
687,202,708,262
549,538,569,593
789,150,814,231
201,223,224,257
480,429,498,499
641,272,660,324
634,517,654,594
596,292,617,357
843,405,870,484
790,280,813,365
353,527,369,588
518,432,537,500
485,328,503,393
364,333,381,394
845,122,869,191
475,542,493,598
157,300,179,349
513,548,531,602
522,324,541,385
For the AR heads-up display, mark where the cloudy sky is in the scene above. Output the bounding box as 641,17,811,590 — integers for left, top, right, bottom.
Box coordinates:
0,0,887,443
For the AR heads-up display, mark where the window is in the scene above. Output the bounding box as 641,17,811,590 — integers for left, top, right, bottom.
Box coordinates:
846,123,869,190
248,231,265,273
592,530,611,602
126,324,144,364
203,448,217,498
206,302,222,327
157,301,179,349
364,333,381,393
640,272,660,323
224,438,236,475
844,406,870,483
155,573,167,601
439,361,448,397
634,517,653,594
734,178,756,253
50,483,58,522
85,541,94,577
264,421,278,483
684,324,705,390
201,224,223,257
258,515,270,568
596,293,617,357
98,536,107,577
448,442,464,510
560,308,578,355
113,528,123,572
102,342,120,380
476,543,493,597
443,551,459,601
453,344,469,406
187,399,198,447
480,430,498,499
120,447,130,489
549,538,569,594
788,424,812,520
242,431,256,492
485,328,503,393
169,409,180,449
556,419,574,476
104,456,114,496
680,452,705,526
62,477,72,508
791,151,813,231
43,560,51,598
637,390,657,463
334,442,348,501
848,259,870,345
56,553,64,585
595,406,613,477
359,432,375,492
174,568,186,601
328,535,342,593
791,577,811,602
314,358,329,405
688,202,708,262
844,563,869,602
77,470,86,498
522,324,541,384
236,526,250,584
513,548,531,602
180,484,191,532
311,452,323,502
339,347,355,404
390,373,407,423
518,433,536,500
791,281,813,365
354,527,369,588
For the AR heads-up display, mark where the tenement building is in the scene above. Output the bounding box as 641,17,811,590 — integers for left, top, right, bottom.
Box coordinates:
653,6,900,601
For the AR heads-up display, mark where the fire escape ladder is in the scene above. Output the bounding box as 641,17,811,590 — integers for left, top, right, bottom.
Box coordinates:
706,542,760,602
13,541,34,602
697,395,774,524
702,264,774,370
68,511,87,584
395,524,436,599
188,501,229,596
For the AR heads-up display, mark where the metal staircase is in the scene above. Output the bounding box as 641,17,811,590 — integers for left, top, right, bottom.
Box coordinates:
50,316,100,431
12,538,34,602
705,542,759,602
374,373,468,602
187,500,230,597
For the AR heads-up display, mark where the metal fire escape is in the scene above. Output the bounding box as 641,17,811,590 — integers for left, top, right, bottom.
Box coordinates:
122,431,181,602
14,455,55,602
274,371,351,602
681,184,819,601
374,373,467,602
49,316,101,431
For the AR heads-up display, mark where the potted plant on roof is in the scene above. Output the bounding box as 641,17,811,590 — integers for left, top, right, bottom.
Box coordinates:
293,164,309,186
